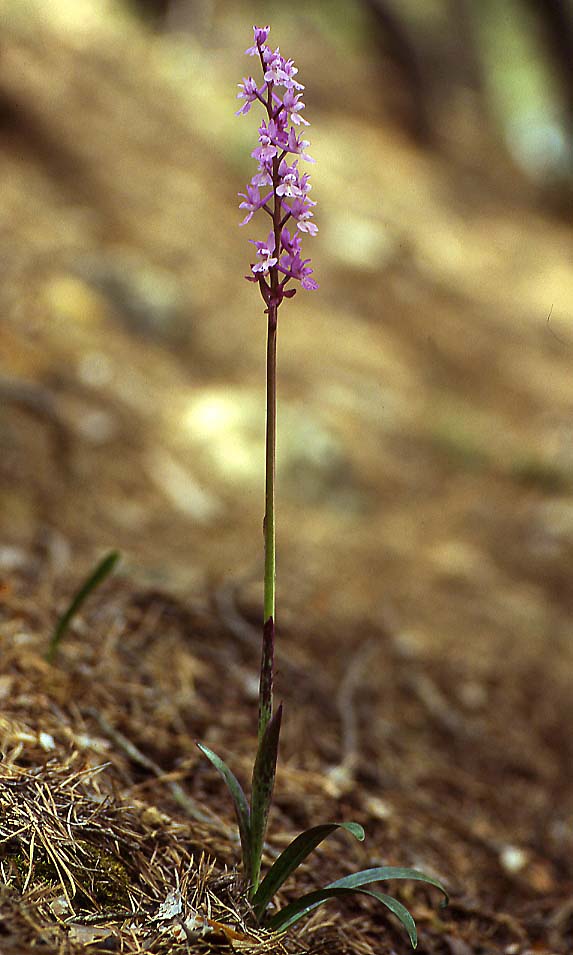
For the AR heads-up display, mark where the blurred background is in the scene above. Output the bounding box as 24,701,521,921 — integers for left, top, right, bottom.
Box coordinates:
1,0,573,657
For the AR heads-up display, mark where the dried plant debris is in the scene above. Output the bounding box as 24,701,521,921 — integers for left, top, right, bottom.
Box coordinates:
0,757,288,954
1,557,572,954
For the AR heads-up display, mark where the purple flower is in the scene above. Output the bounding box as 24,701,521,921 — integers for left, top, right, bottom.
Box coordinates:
279,251,318,290
251,232,278,275
278,58,304,91
296,218,318,237
272,109,289,135
251,167,273,187
301,274,318,291
263,52,304,91
262,50,284,84
285,197,318,235
286,127,314,162
237,26,318,306
298,172,313,194
280,227,302,256
245,25,270,55
267,118,288,149
276,160,305,198
282,88,309,125
236,77,263,115
261,45,275,66
238,181,272,226
252,122,278,163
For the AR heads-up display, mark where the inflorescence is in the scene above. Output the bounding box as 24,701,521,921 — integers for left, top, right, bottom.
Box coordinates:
237,25,318,315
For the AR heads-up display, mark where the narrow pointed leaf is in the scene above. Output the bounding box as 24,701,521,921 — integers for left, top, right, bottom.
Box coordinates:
266,886,418,946
47,551,120,663
371,892,418,948
327,866,448,905
196,742,251,875
250,703,282,895
252,821,365,921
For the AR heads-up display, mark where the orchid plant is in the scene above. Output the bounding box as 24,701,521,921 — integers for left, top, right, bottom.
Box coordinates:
197,26,447,947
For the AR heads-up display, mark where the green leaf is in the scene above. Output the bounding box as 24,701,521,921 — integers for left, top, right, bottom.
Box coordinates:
196,742,251,877
328,866,449,905
266,886,418,946
252,821,365,921
249,704,282,895
47,551,120,663
258,616,275,742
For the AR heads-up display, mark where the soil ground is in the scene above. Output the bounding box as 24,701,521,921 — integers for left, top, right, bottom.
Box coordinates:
1,3,573,953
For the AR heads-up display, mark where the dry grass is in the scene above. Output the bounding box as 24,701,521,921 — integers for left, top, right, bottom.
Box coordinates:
0,734,289,953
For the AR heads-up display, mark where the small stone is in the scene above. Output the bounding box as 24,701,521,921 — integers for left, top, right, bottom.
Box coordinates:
500,845,528,874
39,732,56,751
50,896,70,916
365,795,393,820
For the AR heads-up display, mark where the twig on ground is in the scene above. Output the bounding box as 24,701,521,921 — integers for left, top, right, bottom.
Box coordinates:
401,670,470,738
327,641,377,791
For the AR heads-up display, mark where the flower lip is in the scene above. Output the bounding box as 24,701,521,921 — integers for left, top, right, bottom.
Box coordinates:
276,161,306,199
250,232,278,275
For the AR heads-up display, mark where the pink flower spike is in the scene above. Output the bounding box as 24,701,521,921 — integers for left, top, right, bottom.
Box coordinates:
238,25,318,298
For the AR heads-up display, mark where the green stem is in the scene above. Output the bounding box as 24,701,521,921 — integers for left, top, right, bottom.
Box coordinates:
264,311,277,624
260,306,277,738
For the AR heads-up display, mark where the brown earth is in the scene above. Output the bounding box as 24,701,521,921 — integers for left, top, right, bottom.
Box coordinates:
1,2,573,953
